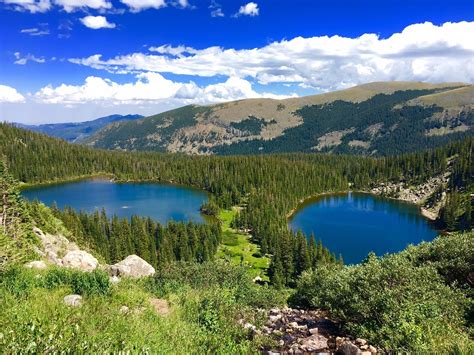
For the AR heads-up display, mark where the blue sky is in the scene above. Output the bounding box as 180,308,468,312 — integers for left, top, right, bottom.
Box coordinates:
0,0,473,123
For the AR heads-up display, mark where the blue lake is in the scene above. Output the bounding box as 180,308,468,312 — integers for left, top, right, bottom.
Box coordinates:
288,192,439,264
22,179,209,224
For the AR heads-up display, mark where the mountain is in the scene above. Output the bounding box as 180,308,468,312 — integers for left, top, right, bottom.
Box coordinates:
84,82,474,156
16,114,143,143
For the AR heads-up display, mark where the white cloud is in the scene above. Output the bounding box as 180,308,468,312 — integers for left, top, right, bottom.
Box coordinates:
209,0,223,17
34,73,293,105
235,2,258,17
80,15,116,29
119,0,165,12
20,25,50,36
70,21,474,90
148,44,198,56
3,0,51,13
0,85,25,103
53,0,111,12
14,52,46,65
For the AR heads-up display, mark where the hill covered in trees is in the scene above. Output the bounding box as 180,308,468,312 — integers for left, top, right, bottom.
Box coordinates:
83,82,473,155
0,128,472,352
1,123,472,285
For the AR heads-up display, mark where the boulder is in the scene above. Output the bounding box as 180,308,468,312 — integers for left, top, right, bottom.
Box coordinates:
112,255,155,278
62,250,99,272
25,260,47,270
64,294,82,307
336,343,359,355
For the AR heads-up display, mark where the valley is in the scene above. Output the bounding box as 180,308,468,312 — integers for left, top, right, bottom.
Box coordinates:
0,85,472,353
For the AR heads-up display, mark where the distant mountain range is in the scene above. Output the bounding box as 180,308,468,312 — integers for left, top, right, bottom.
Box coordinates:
83,82,474,156
15,114,143,143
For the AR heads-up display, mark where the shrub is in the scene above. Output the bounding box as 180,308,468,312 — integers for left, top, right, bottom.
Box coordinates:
402,231,474,288
70,269,110,296
0,266,37,297
147,261,285,308
291,253,471,352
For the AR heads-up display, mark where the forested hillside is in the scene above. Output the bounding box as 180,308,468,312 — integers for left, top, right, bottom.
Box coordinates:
0,124,473,352
84,83,473,156
1,123,472,284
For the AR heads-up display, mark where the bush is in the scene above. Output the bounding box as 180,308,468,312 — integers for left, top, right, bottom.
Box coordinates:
0,266,37,297
147,261,285,308
2,266,110,297
291,253,471,352
402,231,474,288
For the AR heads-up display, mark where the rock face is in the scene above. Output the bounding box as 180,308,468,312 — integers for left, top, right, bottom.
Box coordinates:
110,255,155,278
62,250,99,272
25,260,47,270
64,294,82,307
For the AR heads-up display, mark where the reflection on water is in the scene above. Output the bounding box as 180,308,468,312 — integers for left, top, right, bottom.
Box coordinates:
289,192,438,264
22,179,209,224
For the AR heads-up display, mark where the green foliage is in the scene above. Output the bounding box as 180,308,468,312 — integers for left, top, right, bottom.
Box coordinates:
291,236,473,352
0,159,38,270
402,232,474,288
1,123,472,286
1,266,110,297
0,261,276,353
146,261,285,309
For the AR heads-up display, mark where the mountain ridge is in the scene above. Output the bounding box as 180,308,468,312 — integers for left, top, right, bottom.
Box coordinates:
15,114,143,143
84,82,474,155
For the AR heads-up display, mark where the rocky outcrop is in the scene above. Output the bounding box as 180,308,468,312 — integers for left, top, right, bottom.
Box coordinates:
32,227,99,272
247,307,378,354
109,255,155,278
64,294,82,307
370,170,451,220
61,250,98,272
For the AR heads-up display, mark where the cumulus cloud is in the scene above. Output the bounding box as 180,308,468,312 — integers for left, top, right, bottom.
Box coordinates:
34,73,293,105
235,2,258,17
119,0,165,12
3,0,51,13
69,21,474,90
0,85,25,103
80,15,116,29
54,0,111,12
14,52,46,65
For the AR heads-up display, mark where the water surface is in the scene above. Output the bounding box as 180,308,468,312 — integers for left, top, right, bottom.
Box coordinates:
22,179,209,224
288,192,438,264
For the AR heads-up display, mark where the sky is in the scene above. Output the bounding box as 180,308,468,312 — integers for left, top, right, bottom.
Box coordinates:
0,0,473,124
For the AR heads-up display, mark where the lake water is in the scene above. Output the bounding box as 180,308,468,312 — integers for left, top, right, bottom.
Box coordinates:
22,179,209,224
288,192,438,264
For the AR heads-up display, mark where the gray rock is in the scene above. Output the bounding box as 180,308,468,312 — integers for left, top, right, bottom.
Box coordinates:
309,327,319,335
64,294,82,307
112,255,155,278
62,250,98,271
269,314,282,322
368,345,377,354
25,260,47,270
356,338,367,346
336,342,359,355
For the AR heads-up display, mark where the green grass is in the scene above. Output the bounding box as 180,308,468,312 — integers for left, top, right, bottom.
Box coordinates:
216,207,270,281
0,262,283,353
